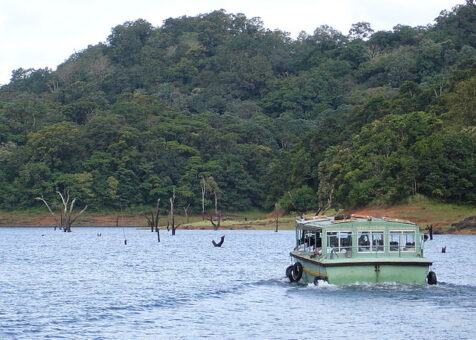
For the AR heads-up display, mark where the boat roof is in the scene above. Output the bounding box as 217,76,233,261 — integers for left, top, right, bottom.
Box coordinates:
297,214,417,230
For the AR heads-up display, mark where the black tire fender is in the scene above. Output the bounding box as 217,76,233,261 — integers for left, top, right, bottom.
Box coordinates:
427,271,437,285
286,265,295,282
292,262,303,282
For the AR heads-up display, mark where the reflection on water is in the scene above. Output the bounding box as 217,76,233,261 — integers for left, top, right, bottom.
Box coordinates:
0,228,475,339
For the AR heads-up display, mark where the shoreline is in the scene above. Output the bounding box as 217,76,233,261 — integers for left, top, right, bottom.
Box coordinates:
1,206,475,234
0,226,474,234
0,225,295,231
0,223,473,235
0,212,296,231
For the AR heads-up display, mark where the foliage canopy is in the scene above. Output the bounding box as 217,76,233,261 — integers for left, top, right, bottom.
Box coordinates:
0,4,475,213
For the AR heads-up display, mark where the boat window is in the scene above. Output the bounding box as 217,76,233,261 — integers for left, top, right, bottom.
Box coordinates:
298,229,310,246
314,232,322,248
304,231,315,248
358,232,371,252
340,232,352,252
372,232,384,252
327,231,352,252
390,232,400,251
297,229,322,251
358,231,384,252
328,232,338,248
390,231,416,252
297,229,303,246
403,232,415,250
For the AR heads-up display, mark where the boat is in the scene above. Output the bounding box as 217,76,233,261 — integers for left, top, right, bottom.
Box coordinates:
286,214,437,285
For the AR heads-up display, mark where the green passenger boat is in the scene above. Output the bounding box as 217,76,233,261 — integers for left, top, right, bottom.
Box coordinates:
287,214,436,285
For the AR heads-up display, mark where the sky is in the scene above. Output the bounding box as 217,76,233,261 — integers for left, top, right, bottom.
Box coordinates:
0,0,466,85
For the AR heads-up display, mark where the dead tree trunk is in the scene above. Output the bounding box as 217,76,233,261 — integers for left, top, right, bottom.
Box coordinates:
208,214,221,231
200,177,206,221
145,199,161,242
324,185,334,212
36,191,87,232
170,188,177,236
214,192,218,217
212,235,225,247
203,176,221,223
274,202,281,232
183,203,191,224
154,199,160,233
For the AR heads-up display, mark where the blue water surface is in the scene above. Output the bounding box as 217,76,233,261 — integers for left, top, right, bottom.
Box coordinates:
0,227,475,339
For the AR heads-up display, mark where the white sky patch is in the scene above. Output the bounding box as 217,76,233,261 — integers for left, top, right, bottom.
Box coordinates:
0,0,465,85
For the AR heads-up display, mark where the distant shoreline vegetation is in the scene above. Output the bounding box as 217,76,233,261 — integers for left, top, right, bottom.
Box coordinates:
0,4,474,217
1,197,475,234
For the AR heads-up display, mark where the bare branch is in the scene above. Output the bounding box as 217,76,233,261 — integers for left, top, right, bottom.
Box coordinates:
56,190,68,214
183,203,191,223
208,214,221,230
212,235,225,247
145,214,153,226
69,198,76,215
154,199,160,228
69,205,88,225
35,196,56,217
208,215,217,229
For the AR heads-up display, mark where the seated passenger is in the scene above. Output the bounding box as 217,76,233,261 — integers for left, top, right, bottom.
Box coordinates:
390,241,399,251
358,235,370,251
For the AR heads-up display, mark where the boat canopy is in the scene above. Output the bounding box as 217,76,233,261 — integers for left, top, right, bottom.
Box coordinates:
297,215,416,230
294,214,423,256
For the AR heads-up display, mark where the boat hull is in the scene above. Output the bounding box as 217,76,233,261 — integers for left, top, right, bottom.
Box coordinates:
291,252,431,285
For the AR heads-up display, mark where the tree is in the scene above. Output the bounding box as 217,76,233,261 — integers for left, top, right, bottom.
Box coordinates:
62,100,96,124
446,75,476,125
200,177,207,220
349,22,374,41
208,214,221,231
107,19,153,66
145,199,161,242
183,203,191,224
274,202,283,232
169,187,179,235
10,67,54,94
0,7,475,213
36,190,88,232
205,176,221,217
280,186,316,216
26,122,83,172
433,2,476,48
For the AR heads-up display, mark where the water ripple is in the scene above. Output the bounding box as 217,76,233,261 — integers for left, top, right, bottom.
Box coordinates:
0,228,475,339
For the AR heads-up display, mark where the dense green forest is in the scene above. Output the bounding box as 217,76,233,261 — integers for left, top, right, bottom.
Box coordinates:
0,3,475,213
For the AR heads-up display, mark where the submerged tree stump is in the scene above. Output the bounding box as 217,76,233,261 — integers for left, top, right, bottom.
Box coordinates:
212,235,225,247
145,199,161,242
35,191,87,232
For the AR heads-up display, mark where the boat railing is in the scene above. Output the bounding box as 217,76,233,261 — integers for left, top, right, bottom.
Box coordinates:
297,230,425,259
299,243,423,259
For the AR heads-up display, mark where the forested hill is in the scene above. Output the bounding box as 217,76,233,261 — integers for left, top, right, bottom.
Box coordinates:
0,3,475,213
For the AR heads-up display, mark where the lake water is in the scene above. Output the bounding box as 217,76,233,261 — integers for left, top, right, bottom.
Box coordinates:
1,227,475,339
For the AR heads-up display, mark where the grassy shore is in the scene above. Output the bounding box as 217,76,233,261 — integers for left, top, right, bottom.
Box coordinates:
0,209,296,230
345,196,476,234
0,197,475,234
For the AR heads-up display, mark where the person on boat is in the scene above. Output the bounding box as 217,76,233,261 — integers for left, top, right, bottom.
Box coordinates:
358,234,370,251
